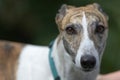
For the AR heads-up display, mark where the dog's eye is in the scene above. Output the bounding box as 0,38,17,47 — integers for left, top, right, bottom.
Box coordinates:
65,26,77,35
95,25,105,33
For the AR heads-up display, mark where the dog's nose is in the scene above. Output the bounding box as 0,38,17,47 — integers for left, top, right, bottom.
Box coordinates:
80,55,96,71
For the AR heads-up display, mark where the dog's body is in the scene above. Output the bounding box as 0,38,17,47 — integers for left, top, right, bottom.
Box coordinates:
0,41,53,80
0,3,108,80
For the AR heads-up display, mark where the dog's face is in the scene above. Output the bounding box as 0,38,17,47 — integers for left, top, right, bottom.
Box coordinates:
56,3,108,71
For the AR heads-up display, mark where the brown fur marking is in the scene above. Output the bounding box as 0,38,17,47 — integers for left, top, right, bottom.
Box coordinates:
0,40,24,80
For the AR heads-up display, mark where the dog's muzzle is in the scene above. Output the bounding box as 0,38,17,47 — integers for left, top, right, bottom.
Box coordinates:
80,55,96,71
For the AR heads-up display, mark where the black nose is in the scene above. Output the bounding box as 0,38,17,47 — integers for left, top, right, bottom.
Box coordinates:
81,55,96,71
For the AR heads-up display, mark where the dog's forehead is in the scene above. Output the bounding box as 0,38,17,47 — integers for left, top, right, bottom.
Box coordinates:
61,5,107,29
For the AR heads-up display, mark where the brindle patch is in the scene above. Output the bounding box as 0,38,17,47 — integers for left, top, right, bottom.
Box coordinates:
62,37,75,58
0,40,24,80
56,3,108,30
4,43,14,58
62,23,83,60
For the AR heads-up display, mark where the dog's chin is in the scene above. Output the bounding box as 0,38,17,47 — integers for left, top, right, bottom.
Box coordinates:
81,68,94,72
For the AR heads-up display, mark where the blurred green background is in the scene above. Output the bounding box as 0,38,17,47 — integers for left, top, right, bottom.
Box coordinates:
0,0,120,74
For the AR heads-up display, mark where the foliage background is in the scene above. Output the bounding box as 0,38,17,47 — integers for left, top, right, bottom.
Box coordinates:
0,0,120,74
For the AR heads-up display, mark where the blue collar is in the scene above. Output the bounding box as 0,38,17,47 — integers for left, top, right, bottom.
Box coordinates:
49,41,61,80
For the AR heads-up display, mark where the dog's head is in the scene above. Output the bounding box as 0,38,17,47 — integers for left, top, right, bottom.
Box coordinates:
56,3,108,72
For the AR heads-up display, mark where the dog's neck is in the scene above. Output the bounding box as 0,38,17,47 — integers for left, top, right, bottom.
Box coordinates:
51,37,99,80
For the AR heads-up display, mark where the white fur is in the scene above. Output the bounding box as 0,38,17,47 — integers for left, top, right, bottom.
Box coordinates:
17,45,53,80
52,39,75,80
75,12,99,68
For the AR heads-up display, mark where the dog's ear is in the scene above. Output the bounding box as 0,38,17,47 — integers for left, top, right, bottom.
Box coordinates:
55,4,75,28
93,3,109,20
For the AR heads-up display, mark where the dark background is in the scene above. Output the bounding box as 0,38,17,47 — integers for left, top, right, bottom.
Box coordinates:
0,0,120,74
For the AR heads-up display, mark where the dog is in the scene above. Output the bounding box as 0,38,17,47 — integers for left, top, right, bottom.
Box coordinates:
0,3,108,80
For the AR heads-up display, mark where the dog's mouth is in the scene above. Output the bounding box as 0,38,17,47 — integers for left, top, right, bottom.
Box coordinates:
79,65,97,72
74,64,96,72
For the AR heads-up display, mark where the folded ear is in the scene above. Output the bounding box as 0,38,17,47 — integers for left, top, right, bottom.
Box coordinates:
55,4,75,28
93,3,109,20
